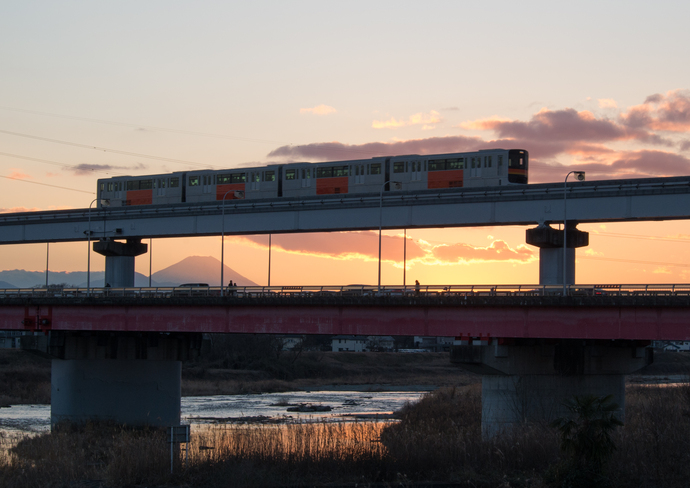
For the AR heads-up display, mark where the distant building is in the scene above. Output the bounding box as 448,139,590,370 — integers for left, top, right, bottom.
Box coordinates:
0,331,23,349
366,336,395,351
662,341,690,352
414,336,454,352
332,335,368,352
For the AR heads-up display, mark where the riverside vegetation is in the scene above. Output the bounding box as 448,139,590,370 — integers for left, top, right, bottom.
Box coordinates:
2,341,690,487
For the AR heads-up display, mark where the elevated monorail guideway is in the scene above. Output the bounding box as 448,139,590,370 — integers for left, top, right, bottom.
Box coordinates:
1,175,690,244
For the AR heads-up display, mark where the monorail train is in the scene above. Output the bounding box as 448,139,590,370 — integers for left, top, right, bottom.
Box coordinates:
96,149,528,208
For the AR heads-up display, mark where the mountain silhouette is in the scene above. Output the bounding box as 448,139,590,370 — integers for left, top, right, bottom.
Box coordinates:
0,256,257,288
152,255,257,286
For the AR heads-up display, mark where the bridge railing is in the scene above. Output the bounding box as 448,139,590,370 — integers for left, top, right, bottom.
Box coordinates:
2,284,690,300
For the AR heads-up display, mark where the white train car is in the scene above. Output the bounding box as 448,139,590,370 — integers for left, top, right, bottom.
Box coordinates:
97,149,528,207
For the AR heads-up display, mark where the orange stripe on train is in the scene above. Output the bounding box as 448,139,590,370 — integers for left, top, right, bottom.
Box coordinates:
316,177,349,195
427,170,463,189
126,190,153,206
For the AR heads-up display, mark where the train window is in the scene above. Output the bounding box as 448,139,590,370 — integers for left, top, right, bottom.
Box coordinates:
140,179,153,190
405,162,408,172
218,174,230,184
231,173,246,183
107,182,113,191
393,162,405,173
488,156,492,168
429,160,443,171
316,167,332,178
189,176,200,186
286,169,296,180
100,183,105,191
471,158,476,169
369,163,380,175
447,159,463,170
498,155,503,167
265,171,275,182
170,177,179,188
334,166,349,177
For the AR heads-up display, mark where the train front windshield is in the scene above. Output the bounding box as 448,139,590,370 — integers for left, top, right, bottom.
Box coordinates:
508,150,528,184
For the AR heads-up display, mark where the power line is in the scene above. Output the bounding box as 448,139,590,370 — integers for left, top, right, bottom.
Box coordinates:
0,151,131,177
580,255,690,268
0,175,94,194
0,105,286,145
594,232,690,243
0,129,221,169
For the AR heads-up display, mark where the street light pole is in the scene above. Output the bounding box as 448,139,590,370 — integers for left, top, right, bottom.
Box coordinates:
379,180,401,291
87,198,97,296
86,198,110,296
220,190,234,297
563,171,585,296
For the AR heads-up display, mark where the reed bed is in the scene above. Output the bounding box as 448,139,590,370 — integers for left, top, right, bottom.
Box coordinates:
3,383,690,487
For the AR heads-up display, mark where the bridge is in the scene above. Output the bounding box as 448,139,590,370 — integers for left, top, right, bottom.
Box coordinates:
2,175,690,435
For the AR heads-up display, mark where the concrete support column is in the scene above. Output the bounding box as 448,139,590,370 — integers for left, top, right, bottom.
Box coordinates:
93,238,148,287
451,340,652,437
49,331,202,428
52,359,181,427
526,223,588,285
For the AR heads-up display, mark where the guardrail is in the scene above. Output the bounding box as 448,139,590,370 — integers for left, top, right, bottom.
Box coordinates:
2,284,690,300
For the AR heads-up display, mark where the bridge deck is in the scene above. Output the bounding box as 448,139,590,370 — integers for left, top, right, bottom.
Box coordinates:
3,285,690,341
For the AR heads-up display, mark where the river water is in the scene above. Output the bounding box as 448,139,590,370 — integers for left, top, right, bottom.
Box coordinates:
0,389,430,440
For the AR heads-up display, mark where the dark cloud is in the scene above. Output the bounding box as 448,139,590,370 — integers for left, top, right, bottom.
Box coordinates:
70,163,146,176
267,136,485,161
471,108,671,147
530,150,690,183
621,90,690,132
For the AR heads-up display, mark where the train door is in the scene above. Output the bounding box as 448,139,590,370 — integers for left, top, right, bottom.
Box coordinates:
411,160,422,181
355,164,365,184
156,178,166,197
249,172,260,191
301,168,311,188
202,175,214,194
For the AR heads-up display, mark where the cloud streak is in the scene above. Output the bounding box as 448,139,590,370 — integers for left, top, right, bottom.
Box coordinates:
300,104,337,115
231,232,534,267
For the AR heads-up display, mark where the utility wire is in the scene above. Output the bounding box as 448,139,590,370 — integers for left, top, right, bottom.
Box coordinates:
0,129,221,169
580,255,689,268
594,231,690,243
0,105,286,146
0,175,94,194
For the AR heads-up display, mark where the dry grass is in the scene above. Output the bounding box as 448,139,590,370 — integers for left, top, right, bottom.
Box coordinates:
4,384,690,487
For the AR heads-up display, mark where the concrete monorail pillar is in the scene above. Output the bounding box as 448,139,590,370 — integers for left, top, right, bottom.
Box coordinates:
92,238,148,287
526,223,588,285
49,331,202,428
451,339,652,437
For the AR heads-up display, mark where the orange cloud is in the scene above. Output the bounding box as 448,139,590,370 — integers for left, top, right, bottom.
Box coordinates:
0,206,42,213
9,170,31,180
231,232,534,267
598,99,618,109
300,104,337,115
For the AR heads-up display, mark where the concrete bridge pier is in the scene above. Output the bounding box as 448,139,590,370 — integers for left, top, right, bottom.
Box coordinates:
93,238,147,287
49,331,202,428
526,222,589,285
452,339,652,437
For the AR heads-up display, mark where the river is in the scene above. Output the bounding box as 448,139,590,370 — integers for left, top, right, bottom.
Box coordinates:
0,388,431,441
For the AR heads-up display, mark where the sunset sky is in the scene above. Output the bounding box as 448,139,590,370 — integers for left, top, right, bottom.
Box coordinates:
1,1,690,286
